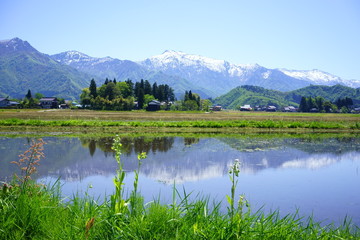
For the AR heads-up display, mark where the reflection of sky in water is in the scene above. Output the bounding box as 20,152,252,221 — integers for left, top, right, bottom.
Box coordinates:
1,136,360,226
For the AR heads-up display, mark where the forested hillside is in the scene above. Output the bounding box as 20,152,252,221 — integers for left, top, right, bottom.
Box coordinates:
214,85,298,109
215,84,360,109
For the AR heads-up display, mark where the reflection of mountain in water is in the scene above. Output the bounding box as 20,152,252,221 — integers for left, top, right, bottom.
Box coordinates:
1,136,360,183
219,136,360,172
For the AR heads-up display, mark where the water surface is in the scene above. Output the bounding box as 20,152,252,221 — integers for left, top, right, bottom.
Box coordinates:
1,135,359,226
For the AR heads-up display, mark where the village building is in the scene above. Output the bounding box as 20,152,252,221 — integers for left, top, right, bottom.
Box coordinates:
283,106,297,112
0,97,10,107
266,106,277,112
39,97,59,109
146,100,161,111
210,105,222,111
240,104,252,111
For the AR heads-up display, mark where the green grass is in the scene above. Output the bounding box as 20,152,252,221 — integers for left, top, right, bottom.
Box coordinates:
1,137,359,239
1,117,359,132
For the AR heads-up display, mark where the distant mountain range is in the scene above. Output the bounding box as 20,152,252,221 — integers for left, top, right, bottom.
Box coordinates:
1,37,360,100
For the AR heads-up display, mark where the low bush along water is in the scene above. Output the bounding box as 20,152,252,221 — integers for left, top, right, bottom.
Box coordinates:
0,137,359,239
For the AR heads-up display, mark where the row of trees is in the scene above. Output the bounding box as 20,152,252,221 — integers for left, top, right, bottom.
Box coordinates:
170,90,212,111
299,96,353,113
81,78,175,110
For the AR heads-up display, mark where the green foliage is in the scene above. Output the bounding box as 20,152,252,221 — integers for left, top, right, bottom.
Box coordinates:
81,78,174,110
89,79,97,98
298,96,350,113
179,90,201,111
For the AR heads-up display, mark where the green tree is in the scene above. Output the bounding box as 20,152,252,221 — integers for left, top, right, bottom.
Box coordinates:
299,97,308,112
104,82,119,101
89,79,97,98
125,79,134,97
201,99,212,111
80,88,91,107
25,89,32,100
183,100,199,111
35,93,44,100
118,82,132,98
323,101,333,113
341,106,349,113
137,88,145,109
144,80,152,95
144,94,156,108
315,97,324,112
152,82,158,98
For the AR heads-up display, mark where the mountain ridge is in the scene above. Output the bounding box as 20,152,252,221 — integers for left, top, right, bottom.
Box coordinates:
0,38,91,99
1,37,360,100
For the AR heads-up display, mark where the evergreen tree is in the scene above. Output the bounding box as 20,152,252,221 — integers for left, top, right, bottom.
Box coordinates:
89,79,97,98
104,82,117,100
158,85,165,101
315,97,324,112
188,90,193,101
144,80,152,95
137,88,145,109
152,82,158,99
299,97,308,112
184,91,189,101
140,79,145,89
104,78,109,85
125,79,134,97
113,78,117,84
134,82,141,99
25,89,32,100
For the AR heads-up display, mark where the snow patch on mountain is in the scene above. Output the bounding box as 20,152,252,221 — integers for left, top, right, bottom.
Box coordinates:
279,68,360,88
141,50,260,77
279,69,340,83
53,51,115,66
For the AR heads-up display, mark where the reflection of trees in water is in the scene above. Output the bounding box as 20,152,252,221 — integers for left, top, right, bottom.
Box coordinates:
80,137,175,156
184,138,200,147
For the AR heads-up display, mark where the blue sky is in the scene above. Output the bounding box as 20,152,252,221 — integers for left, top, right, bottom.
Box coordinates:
1,0,360,80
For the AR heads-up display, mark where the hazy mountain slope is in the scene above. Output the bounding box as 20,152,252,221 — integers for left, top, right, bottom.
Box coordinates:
0,38,90,99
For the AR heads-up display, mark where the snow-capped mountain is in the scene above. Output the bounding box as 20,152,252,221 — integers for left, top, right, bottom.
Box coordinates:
51,50,213,98
52,51,115,66
279,68,360,88
52,51,152,85
140,50,316,95
0,37,37,54
51,47,360,98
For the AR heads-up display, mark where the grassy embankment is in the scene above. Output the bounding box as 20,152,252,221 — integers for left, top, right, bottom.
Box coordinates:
1,109,360,134
1,137,359,239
